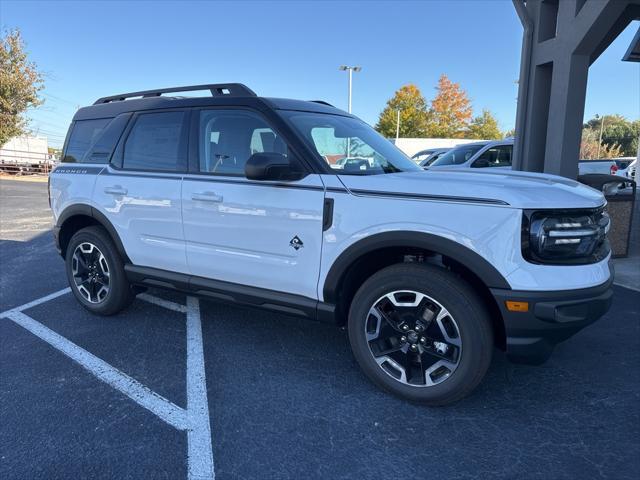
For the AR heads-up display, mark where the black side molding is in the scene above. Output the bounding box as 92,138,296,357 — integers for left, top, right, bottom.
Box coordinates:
124,265,336,323
323,198,334,231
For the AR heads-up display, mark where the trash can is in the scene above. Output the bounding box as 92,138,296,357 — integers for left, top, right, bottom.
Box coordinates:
577,174,636,258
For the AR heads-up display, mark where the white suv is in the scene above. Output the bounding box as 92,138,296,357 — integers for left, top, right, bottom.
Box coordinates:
50,84,613,405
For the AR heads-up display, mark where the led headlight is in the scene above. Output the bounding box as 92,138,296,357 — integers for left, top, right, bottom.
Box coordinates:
522,208,610,264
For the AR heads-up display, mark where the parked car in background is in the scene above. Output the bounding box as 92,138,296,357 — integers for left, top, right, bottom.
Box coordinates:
613,157,636,179
428,139,513,170
412,148,451,167
578,159,619,176
628,160,637,181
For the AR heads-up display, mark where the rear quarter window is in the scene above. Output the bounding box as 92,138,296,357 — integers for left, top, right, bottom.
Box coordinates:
63,118,112,163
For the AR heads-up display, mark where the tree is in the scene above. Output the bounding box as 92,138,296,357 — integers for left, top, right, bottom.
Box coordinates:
428,74,472,138
583,114,639,157
375,84,430,138
580,128,623,159
467,109,502,139
0,29,44,147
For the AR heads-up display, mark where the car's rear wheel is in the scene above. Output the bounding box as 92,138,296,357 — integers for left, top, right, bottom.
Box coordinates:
348,263,493,405
65,226,135,315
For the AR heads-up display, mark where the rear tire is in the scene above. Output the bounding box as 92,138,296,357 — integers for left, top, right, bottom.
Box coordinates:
65,226,135,315
348,263,493,406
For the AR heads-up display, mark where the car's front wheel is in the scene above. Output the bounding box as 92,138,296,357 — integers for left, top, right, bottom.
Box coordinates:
65,226,135,315
348,263,493,406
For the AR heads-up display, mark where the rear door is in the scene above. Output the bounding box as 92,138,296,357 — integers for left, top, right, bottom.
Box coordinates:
93,110,190,274
181,108,325,299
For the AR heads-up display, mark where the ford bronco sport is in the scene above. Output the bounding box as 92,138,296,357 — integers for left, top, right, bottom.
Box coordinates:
50,83,613,405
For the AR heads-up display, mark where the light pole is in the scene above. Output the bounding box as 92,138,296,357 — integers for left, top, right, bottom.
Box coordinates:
596,114,606,159
396,109,401,140
339,65,361,113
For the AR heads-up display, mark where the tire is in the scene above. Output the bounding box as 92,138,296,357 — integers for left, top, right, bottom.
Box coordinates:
65,226,135,316
348,263,493,406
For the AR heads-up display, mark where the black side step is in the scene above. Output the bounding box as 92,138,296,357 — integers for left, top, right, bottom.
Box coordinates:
124,264,336,323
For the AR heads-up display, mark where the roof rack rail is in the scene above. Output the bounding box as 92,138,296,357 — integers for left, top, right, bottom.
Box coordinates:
310,100,334,107
93,83,257,105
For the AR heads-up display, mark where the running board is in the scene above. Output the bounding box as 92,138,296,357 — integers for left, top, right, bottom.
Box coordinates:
124,265,336,323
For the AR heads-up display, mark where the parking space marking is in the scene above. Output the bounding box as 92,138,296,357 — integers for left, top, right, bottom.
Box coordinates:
4,309,189,429
0,287,71,319
1,290,215,480
186,296,215,480
139,293,189,313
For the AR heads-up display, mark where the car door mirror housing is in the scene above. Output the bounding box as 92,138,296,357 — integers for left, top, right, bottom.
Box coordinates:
245,152,303,181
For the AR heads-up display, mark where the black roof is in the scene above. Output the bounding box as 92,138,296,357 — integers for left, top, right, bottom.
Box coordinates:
73,83,350,121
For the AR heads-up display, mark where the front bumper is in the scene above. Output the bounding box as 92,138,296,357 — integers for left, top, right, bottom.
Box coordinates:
491,276,614,364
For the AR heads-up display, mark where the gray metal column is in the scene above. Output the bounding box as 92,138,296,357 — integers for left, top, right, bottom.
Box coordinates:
513,0,640,178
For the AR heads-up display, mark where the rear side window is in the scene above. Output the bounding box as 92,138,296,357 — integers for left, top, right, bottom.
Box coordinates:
123,111,187,171
63,118,111,163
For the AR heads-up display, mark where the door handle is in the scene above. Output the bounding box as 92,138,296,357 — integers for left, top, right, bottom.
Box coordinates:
192,191,223,203
104,185,128,195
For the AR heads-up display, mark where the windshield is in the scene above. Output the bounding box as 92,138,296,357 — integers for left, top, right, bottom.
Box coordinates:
430,143,486,167
282,112,421,175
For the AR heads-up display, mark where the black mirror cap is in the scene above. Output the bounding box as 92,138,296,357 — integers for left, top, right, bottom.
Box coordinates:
245,152,304,181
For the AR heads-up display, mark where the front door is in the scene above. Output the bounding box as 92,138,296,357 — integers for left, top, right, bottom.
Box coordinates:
181,108,325,299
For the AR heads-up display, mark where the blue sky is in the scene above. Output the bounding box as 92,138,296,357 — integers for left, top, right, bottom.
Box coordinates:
2,0,639,148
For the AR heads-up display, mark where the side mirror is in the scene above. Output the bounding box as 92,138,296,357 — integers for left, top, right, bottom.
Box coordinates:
245,152,302,181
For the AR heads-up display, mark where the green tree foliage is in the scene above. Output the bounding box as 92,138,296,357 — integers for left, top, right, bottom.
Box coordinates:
583,114,639,157
0,29,44,147
580,128,623,159
375,84,430,138
428,74,473,138
467,109,502,139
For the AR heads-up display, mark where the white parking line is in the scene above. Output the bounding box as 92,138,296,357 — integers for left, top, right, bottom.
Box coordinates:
186,296,215,480
0,287,71,319
4,309,188,430
138,293,188,313
1,290,215,480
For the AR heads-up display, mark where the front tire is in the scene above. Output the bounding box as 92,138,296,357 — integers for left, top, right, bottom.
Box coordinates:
65,226,135,315
348,263,493,406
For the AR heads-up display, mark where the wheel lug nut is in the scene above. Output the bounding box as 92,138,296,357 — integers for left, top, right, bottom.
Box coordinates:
402,324,409,331
410,344,418,351
400,336,407,343
420,337,426,344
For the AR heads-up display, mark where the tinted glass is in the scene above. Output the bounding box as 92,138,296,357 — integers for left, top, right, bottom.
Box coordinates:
199,110,288,175
82,114,131,163
430,144,486,167
283,112,420,175
123,112,186,171
63,118,111,163
472,144,512,168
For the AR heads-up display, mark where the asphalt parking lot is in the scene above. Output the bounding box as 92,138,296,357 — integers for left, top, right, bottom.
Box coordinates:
1,178,639,480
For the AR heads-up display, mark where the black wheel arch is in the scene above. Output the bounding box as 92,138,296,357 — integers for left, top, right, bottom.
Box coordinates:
56,205,130,262
323,230,512,304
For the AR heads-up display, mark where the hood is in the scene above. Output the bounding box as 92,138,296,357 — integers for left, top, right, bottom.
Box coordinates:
337,169,605,210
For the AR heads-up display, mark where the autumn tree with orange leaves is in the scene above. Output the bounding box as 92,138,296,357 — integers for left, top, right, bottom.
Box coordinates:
428,74,473,138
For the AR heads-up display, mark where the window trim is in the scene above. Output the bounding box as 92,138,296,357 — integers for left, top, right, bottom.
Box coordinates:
110,108,191,174
187,106,310,179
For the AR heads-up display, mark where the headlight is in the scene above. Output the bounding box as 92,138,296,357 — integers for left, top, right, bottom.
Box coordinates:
522,207,610,264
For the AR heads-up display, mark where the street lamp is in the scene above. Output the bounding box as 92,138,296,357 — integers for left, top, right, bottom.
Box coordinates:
339,65,362,113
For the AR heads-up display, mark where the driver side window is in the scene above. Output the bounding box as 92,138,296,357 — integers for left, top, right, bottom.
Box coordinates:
473,145,512,168
198,110,288,176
